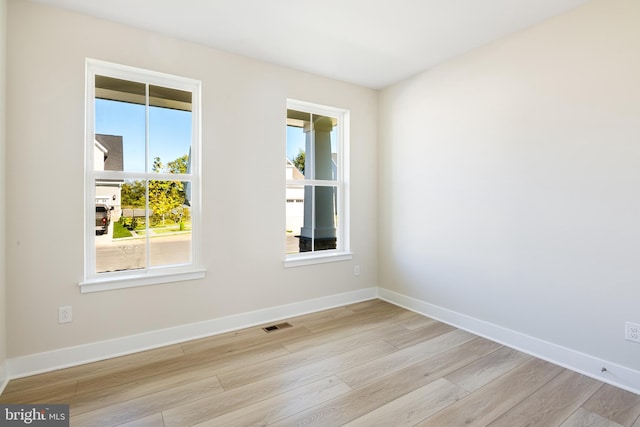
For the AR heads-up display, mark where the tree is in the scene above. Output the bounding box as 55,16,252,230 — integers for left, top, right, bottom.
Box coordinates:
121,180,145,208
120,155,189,226
293,149,305,175
149,156,186,225
167,154,189,174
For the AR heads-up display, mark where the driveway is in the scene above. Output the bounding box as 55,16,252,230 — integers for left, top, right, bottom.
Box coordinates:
95,231,191,273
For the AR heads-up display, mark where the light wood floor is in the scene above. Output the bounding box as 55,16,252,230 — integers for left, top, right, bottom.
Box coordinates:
1,300,639,426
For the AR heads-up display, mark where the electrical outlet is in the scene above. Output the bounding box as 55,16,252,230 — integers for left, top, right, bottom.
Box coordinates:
354,265,361,276
625,321,640,343
59,306,72,324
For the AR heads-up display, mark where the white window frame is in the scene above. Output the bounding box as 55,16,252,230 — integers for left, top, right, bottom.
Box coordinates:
80,59,204,292
284,99,352,268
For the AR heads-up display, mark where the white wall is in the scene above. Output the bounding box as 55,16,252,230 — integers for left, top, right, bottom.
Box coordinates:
379,0,640,384
6,0,377,360
0,0,7,386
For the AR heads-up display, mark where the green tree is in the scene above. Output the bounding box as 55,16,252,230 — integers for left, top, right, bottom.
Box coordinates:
119,155,190,227
293,149,305,175
121,180,145,208
149,156,186,225
167,154,189,174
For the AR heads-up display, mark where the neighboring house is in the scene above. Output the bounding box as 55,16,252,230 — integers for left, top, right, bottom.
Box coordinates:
94,134,124,221
285,157,304,234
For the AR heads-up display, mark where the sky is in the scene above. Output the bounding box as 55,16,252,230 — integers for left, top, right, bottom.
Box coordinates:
286,125,337,165
287,126,306,161
95,99,192,173
96,99,330,172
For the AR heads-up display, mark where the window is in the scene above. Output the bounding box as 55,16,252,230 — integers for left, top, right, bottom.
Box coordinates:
81,59,204,292
285,100,351,267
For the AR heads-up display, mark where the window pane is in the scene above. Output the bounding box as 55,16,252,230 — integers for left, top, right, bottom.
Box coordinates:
286,125,306,179
95,76,146,173
149,85,192,110
286,109,309,178
149,85,192,175
310,114,338,181
148,180,192,267
291,185,338,253
313,185,338,252
95,180,147,274
286,183,305,254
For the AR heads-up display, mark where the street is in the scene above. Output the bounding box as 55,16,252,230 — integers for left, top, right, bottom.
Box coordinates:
96,232,191,273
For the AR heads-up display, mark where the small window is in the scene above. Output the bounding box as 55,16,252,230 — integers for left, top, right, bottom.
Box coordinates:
82,59,204,292
285,100,351,267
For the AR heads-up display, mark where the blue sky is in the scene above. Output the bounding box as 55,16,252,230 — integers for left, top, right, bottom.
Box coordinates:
287,126,305,161
96,99,332,171
286,124,337,164
95,99,192,173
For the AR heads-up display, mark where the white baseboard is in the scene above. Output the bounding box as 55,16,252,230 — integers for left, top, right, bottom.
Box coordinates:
0,361,8,395
7,287,378,379
9,286,639,396
378,288,640,395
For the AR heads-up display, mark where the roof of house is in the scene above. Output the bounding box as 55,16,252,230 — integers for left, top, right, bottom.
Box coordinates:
95,134,124,172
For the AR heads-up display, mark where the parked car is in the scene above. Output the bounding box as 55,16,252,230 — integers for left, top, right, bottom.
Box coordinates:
96,203,113,235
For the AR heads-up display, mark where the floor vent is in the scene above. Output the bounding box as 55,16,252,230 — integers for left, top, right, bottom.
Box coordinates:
262,322,292,333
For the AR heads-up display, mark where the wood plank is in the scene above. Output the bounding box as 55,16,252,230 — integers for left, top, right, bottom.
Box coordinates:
445,346,531,392
162,341,396,426
397,313,438,330
560,407,624,427
0,300,636,427
337,329,476,389
459,336,504,356
488,370,602,427
582,384,640,426
417,358,564,426
282,306,354,330
180,322,311,355
116,413,166,427
71,376,223,427
71,356,224,415
345,299,388,311
218,324,408,390
0,380,77,404
283,321,407,354
75,342,289,395
192,376,351,427
383,320,456,349
344,378,468,427
300,302,414,334
271,343,484,426
1,344,184,396
455,337,503,356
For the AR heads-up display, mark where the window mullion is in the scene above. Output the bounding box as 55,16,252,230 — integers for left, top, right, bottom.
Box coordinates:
86,70,96,278
145,83,151,271
310,115,315,252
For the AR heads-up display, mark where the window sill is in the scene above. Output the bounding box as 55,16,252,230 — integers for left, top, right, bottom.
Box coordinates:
79,268,206,293
283,251,353,268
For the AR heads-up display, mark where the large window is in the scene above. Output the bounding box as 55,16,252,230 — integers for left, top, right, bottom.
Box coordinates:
285,100,351,267
82,59,204,292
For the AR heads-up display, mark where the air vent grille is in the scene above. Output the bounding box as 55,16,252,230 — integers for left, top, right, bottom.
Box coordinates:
262,322,292,333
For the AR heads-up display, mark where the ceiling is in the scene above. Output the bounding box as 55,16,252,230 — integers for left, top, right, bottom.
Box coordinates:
31,0,590,89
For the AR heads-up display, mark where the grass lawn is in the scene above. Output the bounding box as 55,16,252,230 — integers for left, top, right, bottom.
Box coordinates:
153,224,192,234
114,222,192,238
113,221,133,239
